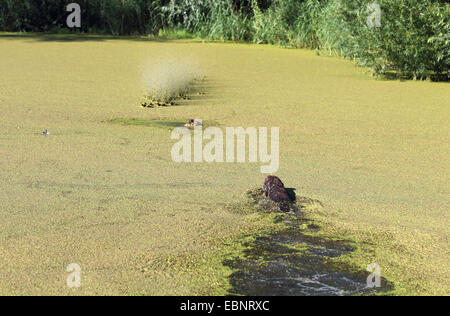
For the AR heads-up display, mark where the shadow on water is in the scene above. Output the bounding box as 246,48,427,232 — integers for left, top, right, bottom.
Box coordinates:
285,188,296,201
224,217,394,296
0,33,204,43
107,118,220,130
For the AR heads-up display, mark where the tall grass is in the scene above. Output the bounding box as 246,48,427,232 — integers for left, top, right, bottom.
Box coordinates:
161,0,251,41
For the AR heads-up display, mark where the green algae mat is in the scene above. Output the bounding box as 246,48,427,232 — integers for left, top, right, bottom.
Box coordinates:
0,34,448,295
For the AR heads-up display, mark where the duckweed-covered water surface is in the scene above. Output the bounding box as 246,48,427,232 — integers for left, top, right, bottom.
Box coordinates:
0,35,448,295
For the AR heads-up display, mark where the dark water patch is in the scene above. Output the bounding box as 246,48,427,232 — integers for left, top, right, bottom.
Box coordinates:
224,223,394,296
225,188,393,295
107,118,219,130
107,118,186,129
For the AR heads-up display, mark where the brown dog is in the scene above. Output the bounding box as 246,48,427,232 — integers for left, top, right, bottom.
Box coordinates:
263,175,291,203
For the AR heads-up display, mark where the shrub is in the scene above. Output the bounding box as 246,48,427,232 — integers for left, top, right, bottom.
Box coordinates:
141,60,204,107
335,0,450,79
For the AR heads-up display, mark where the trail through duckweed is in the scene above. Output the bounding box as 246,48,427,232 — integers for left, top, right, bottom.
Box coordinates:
225,221,394,296
225,192,394,296
108,118,187,129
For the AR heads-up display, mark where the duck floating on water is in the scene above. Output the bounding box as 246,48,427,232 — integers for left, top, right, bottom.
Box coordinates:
184,119,202,127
